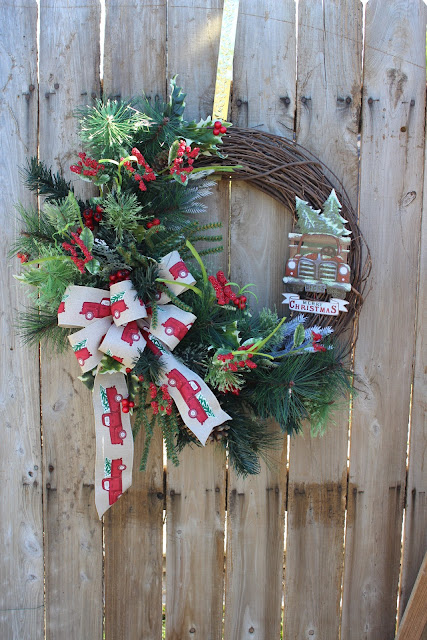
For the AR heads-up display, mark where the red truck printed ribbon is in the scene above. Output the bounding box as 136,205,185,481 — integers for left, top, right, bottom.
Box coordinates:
58,251,232,517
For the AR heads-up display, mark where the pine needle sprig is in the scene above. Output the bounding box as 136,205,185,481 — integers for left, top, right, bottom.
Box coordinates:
17,308,73,351
76,99,149,158
22,158,73,201
103,192,142,240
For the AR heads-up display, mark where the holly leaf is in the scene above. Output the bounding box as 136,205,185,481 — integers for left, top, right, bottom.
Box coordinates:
94,174,111,185
293,323,305,348
79,227,94,252
168,140,180,166
85,258,100,274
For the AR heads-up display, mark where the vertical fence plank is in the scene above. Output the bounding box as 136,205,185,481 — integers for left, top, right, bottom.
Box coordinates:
166,3,228,639
223,2,295,638
0,4,43,639
283,3,363,639
341,2,426,638
399,99,427,620
38,2,103,638
103,3,167,638
230,0,296,137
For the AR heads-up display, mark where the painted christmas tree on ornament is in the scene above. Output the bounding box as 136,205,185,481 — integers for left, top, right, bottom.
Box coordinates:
283,190,352,316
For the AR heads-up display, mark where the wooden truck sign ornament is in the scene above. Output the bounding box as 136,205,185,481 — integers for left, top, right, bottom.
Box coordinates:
283,190,351,316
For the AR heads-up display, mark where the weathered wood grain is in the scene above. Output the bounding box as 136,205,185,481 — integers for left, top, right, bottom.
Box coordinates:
341,2,426,639
0,4,43,639
225,183,289,640
104,0,167,101
284,3,363,638
399,82,427,621
103,4,166,638
396,553,427,640
166,3,227,639
38,1,103,638
224,2,295,636
231,0,296,137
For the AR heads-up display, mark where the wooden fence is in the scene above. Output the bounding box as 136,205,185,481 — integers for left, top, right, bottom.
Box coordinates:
1,1,426,638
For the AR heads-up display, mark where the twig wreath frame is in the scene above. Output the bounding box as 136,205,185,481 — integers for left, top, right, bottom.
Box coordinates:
202,127,371,341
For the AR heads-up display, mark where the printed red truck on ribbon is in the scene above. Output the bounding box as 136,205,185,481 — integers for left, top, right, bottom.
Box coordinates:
162,317,193,340
168,260,189,280
80,297,111,320
120,321,141,346
166,369,208,424
102,458,126,505
101,386,127,445
111,297,129,320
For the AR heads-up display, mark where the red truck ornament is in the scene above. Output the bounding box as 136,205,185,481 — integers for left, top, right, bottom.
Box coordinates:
161,317,193,341
80,297,111,320
102,458,126,505
284,233,351,298
166,368,208,424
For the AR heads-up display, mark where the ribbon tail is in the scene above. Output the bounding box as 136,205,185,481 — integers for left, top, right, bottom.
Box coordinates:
93,371,134,519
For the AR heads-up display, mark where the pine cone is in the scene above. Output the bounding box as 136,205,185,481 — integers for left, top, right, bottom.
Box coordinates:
152,149,170,172
208,423,230,443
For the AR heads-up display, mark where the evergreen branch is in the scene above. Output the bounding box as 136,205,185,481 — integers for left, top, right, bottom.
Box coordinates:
21,158,73,201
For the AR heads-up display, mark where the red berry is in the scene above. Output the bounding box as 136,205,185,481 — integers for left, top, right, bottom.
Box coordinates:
147,222,153,229
220,126,227,134
122,406,129,414
93,212,102,222
95,205,103,213
214,121,222,128
125,367,132,373
213,128,221,136
83,208,93,219
152,218,160,226
128,401,135,408
138,375,144,381
240,296,247,303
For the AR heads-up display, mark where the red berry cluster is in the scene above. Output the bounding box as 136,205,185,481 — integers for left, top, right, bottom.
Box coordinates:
170,140,200,183
70,152,105,177
62,232,94,274
109,269,131,285
311,331,326,352
149,383,173,416
82,205,103,231
208,271,247,309
217,350,257,372
147,218,161,229
120,397,135,414
213,120,227,136
122,148,156,192
17,252,29,263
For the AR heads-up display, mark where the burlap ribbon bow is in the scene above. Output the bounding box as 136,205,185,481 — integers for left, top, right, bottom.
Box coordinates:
58,251,231,517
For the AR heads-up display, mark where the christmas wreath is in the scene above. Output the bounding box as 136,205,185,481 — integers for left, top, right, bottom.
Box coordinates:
12,78,354,516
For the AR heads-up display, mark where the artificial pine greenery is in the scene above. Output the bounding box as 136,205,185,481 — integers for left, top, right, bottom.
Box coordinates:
12,76,353,478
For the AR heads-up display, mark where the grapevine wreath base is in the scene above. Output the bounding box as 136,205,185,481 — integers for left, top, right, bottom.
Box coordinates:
12,79,367,516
